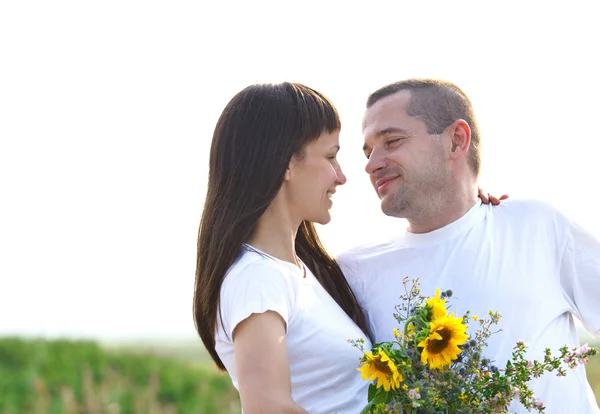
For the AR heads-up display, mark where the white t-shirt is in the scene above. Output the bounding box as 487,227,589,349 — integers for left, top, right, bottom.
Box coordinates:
337,199,600,413
215,246,371,414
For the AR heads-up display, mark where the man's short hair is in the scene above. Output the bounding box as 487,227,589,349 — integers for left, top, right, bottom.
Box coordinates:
367,79,481,176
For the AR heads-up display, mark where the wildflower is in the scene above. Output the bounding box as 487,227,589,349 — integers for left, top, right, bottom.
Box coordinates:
393,328,400,339
408,388,418,399
512,387,520,398
471,315,479,321
418,313,468,369
514,341,528,349
357,348,403,392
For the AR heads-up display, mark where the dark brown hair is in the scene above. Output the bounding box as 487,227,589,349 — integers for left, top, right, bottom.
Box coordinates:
194,82,369,370
367,78,482,176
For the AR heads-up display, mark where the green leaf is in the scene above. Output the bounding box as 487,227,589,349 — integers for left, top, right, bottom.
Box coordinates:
368,383,377,401
372,387,390,404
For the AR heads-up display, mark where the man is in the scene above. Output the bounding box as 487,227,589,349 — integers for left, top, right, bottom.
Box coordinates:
337,79,600,412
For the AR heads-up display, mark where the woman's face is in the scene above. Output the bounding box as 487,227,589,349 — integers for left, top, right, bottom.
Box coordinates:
286,130,347,225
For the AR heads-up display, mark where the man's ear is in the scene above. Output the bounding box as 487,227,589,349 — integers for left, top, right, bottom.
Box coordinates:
447,119,471,160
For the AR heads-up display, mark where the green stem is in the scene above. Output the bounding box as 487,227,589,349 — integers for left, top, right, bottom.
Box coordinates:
360,401,374,414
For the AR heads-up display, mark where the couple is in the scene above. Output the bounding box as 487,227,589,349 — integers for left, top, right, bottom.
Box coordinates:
193,80,600,413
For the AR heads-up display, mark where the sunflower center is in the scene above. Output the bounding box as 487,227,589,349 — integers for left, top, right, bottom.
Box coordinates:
426,327,451,354
372,357,393,375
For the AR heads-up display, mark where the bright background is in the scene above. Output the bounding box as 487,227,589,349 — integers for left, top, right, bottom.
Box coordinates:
1,1,598,342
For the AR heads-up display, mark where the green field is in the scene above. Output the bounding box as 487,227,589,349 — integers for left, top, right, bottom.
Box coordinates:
0,337,598,413
0,337,240,414
591,358,600,404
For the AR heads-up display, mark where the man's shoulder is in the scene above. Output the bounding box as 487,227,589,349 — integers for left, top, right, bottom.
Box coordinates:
483,198,576,242
487,198,567,222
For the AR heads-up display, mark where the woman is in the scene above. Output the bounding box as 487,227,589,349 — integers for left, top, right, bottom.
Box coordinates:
194,82,370,414
193,82,504,413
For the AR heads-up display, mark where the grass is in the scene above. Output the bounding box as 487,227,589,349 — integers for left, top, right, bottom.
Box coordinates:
589,353,600,402
0,337,598,413
0,337,240,414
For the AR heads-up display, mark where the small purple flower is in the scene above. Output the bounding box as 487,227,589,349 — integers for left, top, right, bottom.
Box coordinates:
575,344,590,357
408,388,421,400
512,386,520,398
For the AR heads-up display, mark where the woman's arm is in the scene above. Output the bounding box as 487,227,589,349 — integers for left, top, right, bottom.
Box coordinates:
233,310,308,414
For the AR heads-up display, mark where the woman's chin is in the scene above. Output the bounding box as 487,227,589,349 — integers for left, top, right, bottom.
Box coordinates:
314,212,332,225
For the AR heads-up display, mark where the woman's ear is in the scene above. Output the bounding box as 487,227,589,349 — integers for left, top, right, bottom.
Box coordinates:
284,156,298,181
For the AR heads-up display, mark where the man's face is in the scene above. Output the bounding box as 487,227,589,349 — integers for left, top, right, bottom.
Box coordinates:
362,90,450,218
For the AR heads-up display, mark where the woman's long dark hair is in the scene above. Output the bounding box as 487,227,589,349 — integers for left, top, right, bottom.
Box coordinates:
194,82,369,370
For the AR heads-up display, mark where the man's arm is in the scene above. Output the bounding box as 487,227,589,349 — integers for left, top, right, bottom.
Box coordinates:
560,220,600,336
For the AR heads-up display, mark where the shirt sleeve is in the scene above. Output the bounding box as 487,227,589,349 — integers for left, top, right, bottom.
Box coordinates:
219,261,295,340
560,220,600,336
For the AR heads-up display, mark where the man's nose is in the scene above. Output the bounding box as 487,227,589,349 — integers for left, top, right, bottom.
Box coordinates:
365,147,386,175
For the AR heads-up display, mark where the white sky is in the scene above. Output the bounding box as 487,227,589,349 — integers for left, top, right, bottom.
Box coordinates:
1,1,598,340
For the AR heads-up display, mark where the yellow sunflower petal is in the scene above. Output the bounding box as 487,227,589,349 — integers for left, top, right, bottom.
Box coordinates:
426,288,449,320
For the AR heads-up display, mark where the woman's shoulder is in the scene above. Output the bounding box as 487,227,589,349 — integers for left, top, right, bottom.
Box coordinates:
222,249,297,290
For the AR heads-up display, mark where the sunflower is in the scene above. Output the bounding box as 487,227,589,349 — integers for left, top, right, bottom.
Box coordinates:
357,348,403,391
418,313,469,369
426,288,448,320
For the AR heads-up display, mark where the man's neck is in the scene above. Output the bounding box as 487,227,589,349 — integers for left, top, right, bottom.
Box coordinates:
407,185,478,234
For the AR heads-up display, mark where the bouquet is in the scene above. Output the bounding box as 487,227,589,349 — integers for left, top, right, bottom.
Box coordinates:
349,277,598,413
